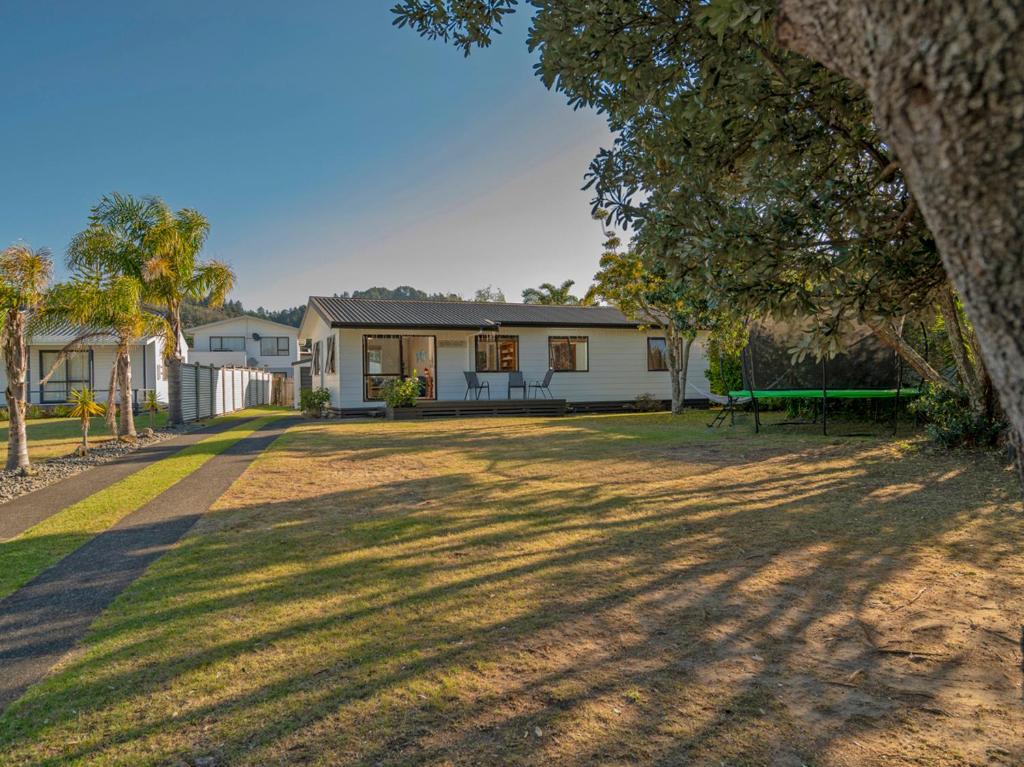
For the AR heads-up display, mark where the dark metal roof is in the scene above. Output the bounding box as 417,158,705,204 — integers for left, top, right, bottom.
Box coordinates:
307,296,643,330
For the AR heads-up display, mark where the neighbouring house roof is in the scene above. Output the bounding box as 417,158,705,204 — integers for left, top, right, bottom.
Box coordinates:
186,315,300,334
304,296,644,331
27,319,163,347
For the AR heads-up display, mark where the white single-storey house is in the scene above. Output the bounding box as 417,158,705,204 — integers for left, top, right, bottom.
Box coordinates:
0,319,180,407
186,316,300,380
297,296,710,412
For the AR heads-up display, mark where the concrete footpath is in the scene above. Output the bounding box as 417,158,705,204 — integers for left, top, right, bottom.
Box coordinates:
0,416,260,543
0,417,298,711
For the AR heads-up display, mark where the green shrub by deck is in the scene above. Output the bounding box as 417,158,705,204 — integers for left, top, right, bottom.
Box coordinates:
382,377,420,408
300,388,331,417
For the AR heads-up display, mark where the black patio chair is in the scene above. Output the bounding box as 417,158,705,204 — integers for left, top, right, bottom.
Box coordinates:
529,368,555,399
508,370,527,399
463,371,490,400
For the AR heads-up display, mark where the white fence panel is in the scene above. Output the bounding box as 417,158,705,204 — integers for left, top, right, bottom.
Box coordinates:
176,363,272,423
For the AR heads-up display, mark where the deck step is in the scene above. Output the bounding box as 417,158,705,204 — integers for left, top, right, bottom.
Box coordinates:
387,399,567,419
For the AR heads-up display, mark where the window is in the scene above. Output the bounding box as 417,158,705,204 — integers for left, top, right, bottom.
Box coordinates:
548,336,589,372
647,337,669,371
260,336,289,356
325,336,336,374
39,350,92,403
475,334,518,372
363,335,436,401
312,340,321,375
210,336,245,352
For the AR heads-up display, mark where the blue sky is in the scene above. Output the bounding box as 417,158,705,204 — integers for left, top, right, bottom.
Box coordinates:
1,1,612,309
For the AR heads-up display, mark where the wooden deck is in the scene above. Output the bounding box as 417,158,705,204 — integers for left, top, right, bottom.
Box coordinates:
386,399,567,419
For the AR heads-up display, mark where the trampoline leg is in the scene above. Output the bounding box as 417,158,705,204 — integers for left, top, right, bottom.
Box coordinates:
822,396,828,436
753,395,761,433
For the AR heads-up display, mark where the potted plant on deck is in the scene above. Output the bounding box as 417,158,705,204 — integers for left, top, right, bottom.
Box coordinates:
383,376,422,420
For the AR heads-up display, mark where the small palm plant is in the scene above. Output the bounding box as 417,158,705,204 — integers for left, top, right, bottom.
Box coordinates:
68,388,105,454
143,390,160,428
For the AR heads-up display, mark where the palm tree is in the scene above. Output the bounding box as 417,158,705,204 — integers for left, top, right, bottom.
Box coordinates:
68,387,104,453
521,280,583,305
47,224,170,440
0,245,52,473
87,194,235,425
143,389,160,428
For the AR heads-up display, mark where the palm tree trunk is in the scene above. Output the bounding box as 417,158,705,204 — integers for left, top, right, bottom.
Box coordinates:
937,286,982,408
81,416,90,451
117,344,136,438
105,361,118,435
3,309,32,474
167,304,184,426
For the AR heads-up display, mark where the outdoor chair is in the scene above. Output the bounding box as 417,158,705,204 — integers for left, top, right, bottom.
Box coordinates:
463,371,490,400
686,383,751,428
529,368,555,399
508,370,527,399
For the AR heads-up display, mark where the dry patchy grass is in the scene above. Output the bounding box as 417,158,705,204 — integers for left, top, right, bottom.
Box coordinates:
0,412,1020,766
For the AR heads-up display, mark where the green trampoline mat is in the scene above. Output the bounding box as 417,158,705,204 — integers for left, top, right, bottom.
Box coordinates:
729,388,921,399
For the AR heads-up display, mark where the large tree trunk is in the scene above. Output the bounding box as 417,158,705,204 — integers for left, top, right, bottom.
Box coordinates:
665,331,683,414
117,344,136,438
2,310,32,474
166,305,184,426
678,336,695,412
867,319,948,387
776,1,1024,487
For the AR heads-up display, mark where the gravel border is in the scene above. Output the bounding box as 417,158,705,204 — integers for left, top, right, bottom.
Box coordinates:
0,423,204,505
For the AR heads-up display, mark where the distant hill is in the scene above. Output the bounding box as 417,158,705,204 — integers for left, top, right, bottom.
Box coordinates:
181,285,502,330
181,299,306,329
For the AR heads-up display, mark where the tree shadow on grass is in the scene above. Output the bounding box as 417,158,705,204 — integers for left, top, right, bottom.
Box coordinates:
0,420,1020,766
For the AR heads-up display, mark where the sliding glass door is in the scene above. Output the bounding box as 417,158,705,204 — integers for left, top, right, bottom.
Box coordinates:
363,335,436,401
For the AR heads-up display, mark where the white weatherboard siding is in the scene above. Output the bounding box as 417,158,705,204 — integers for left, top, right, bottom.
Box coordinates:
188,316,299,375
323,326,709,410
0,338,168,406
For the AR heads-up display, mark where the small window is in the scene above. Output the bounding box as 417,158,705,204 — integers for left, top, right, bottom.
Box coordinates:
325,336,336,374
647,338,669,371
548,336,589,372
210,336,245,352
260,336,290,356
312,340,321,375
475,334,518,372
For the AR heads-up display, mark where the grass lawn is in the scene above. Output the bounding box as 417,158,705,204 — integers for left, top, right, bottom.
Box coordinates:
0,410,285,601
0,412,1020,766
0,412,171,464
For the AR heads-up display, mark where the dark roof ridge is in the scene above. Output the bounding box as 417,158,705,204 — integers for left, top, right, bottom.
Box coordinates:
309,295,611,310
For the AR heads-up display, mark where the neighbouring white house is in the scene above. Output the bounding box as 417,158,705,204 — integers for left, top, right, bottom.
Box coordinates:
297,296,710,412
186,316,300,376
0,318,181,408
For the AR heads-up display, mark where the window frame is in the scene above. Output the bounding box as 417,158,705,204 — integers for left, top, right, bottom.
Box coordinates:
474,334,519,373
362,334,437,402
324,335,336,374
647,337,669,371
547,336,590,373
311,340,321,375
259,336,290,357
39,349,93,403
209,335,246,352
